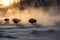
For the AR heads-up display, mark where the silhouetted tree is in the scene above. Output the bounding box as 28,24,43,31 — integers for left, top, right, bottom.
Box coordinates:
12,18,20,24
57,0,60,6
4,18,9,22
19,0,34,10
29,18,37,25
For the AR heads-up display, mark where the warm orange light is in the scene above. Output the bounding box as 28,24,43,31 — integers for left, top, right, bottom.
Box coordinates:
0,0,20,8
0,0,11,6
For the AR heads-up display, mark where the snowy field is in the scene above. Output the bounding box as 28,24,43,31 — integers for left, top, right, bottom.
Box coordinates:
0,24,60,40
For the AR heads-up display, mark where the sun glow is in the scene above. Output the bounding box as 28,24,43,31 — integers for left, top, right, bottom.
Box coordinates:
0,0,11,6
0,0,20,8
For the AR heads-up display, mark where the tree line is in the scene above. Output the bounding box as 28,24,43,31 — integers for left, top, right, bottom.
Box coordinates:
19,0,60,8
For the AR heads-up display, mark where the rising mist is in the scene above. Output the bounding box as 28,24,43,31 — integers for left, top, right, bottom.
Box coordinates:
0,0,60,26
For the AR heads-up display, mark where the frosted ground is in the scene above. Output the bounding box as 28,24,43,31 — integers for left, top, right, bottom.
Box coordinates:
0,24,60,40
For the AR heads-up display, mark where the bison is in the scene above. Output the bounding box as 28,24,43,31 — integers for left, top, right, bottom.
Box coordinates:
12,18,21,24
4,18,9,24
4,18,9,22
29,18,37,25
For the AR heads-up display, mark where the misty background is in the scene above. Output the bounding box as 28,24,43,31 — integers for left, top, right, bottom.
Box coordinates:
0,0,60,26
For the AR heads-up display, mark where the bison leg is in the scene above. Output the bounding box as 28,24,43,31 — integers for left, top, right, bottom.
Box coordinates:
31,23,36,25
32,23,34,25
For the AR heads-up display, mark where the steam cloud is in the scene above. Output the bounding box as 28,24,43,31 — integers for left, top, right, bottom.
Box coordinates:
0,0,60,26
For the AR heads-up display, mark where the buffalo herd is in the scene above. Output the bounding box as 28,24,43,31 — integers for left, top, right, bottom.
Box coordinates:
4,18,37,25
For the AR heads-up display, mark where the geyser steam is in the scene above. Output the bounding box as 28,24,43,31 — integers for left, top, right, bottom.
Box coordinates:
0,0,60,26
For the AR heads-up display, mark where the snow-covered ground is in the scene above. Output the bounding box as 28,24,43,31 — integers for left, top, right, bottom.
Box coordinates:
0,24,60,40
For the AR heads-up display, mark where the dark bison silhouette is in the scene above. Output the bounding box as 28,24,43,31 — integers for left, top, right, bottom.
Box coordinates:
12,18,20,24
4,18,9,22
29,18,37,25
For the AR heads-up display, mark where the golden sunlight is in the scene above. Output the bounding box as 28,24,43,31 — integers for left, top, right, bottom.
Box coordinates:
0,0,20,8
0,0,11,6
